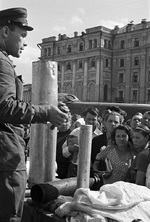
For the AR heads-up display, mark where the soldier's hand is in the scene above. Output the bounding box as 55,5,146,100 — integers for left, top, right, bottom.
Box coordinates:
46,105,69,127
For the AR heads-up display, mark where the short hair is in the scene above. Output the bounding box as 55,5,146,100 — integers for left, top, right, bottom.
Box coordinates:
132,112,143,120
82,107,99,117
102,109,122,123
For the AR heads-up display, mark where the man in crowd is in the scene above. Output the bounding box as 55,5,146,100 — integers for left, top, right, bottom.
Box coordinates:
0,7,69,221
62,107,102,177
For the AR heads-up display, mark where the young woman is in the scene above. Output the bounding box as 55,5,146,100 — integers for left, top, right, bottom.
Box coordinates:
91,109,123,164
130,124,150,185
93,125,133,184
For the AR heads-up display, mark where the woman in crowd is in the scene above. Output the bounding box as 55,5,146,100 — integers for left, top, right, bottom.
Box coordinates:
127,124,150,185
91,108,123,165
93,124,133,184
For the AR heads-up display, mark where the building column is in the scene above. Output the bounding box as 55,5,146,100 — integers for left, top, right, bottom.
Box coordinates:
72,60,76,94
140,49,146,103
61,62,65,92
99,56,103,101
95,57,100,101
83,59,88,101
125,52,131,103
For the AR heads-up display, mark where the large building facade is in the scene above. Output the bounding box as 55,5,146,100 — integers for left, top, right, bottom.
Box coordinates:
25,19,150,104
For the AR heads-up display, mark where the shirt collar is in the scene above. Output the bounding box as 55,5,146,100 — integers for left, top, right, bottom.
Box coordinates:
93,127,103,136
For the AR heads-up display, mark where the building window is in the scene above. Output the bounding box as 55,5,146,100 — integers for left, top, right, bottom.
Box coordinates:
108,40,112,49
132,72,138,83
148,70,150,82
93,39,97,48
120,58,124,67
44,48,47,57
67,45,72,53
118,73,124,83
90,58,96,68
148,90,150,102
105,58,109,67
58,63,61,72
120,40,125,49
104,39,108,48
133,90,138,101
57,47,60,54
118,91,124,101
48,47,51,56
134,57,139,66
78,60,83,69
79,42,84,51
66,61,71,71
89,40,92,49
134,38,139,47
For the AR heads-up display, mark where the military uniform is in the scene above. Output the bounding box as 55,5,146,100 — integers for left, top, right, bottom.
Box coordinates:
0,7,56,222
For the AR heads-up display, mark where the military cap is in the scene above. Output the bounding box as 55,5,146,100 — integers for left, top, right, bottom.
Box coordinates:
0,7,33,31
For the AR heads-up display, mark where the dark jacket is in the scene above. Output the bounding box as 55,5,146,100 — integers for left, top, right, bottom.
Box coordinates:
91,132,107,164
0,50,36,171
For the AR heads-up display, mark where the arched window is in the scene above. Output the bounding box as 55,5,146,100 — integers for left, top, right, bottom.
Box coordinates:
65,84,72,94
75,84,83,101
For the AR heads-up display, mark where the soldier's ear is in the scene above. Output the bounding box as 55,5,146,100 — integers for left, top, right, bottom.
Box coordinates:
2,25,10,37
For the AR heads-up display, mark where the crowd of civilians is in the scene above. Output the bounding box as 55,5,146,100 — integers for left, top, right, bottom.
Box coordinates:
54,105,150,190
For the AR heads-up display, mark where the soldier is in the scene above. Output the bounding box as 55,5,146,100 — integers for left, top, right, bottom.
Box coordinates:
0,7,68,221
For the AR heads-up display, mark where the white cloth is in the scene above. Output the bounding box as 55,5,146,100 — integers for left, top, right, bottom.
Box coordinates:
74,118,85,127
146,163,150,189
55,181,150,222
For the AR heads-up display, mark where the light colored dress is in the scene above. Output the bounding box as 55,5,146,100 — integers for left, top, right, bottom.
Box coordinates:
96,145,132,184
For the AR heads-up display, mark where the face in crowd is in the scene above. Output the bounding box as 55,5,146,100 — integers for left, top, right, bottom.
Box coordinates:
132,125,150,151
84,111,98,131
115,128,129,148
58,112,72,132
104,112,122,135
141,111,150,129
130,113,143,129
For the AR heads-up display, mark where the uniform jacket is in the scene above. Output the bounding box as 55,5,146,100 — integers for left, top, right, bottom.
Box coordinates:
0,49,35,171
